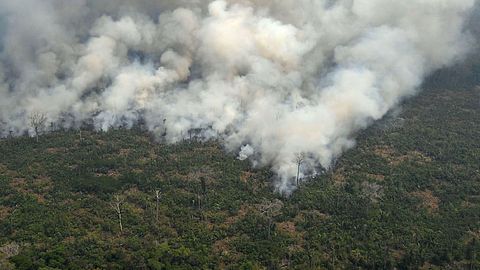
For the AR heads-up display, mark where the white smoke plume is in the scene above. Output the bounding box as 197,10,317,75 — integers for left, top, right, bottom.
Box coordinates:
0,0,476,193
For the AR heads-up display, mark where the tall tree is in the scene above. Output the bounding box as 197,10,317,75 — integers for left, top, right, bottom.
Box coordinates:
257,199,284,239
110,195,124,233
155,190,161,223
29,112,47,143
295,152,305,186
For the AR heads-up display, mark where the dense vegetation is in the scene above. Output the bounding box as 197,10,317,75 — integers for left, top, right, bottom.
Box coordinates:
0,83,479,269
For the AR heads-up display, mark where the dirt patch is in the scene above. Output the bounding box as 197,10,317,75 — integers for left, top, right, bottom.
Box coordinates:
374,145,396,160
134,136,151,144
287,244,304,254
277,221,296,234
240,171,254,184
32,194,47,204
131,168,144,174
96,139,107,146
240,171,265,193
167,153,180,162
224,205,249,226
213,237,240,259
332,168,347,187
9,178,27,190
9,177,52,204
0,206,12,220
277,221,303,239
213,237,230,255
0,164,18,178
31,176,53,191
407,151,432,164
294,210,330,224
118,149,131,156
95,170,121,178
109,170,121,177
374,146,432,166
391,249,406,261
411,190,440,213
366,173,385,181
466,230,480,242
62,236,76,244
46,147,66,154
420,262,437,270
148,150,157,159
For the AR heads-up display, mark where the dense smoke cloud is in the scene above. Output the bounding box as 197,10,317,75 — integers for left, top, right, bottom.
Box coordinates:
0,0,476,193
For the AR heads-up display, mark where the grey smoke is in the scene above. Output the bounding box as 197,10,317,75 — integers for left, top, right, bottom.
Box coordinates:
0,0,477,193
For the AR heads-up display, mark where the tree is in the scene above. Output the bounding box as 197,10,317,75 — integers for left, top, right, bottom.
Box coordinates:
161,118,167,137
110,195,124,233
29,112,47,143
294,153,305,186
200,177,207,196
257,199,284,239
189,169,208,211
0,242,19,270
155,190,161,223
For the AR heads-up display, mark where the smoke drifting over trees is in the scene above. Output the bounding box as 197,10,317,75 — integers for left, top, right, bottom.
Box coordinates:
0,0,477,193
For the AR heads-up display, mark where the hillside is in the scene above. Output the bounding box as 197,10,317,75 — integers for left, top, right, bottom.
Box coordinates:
0,85,479,269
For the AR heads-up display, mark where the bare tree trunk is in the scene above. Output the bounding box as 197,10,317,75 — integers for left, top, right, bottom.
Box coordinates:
111,195,124,233
155,190,160,223
268,218,272,239
118,209,123,232
306,244,313,269
295,153,304,186
258,199,283,239
296,160,300,186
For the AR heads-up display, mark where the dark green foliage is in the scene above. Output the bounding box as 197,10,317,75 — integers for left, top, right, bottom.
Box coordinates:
0,86,479,269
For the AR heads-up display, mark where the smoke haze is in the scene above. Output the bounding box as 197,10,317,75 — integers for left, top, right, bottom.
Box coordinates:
0,0,477,193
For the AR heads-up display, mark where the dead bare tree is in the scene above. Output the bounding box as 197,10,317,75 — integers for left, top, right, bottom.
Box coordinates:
200,176,207,196
162,118,167,137
295,152,305,186
29,112,47,143
0,242,19,270
257,199,284,239
189,169,208,211
110,195,124,233
0,242,19,259
155,190,161,223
